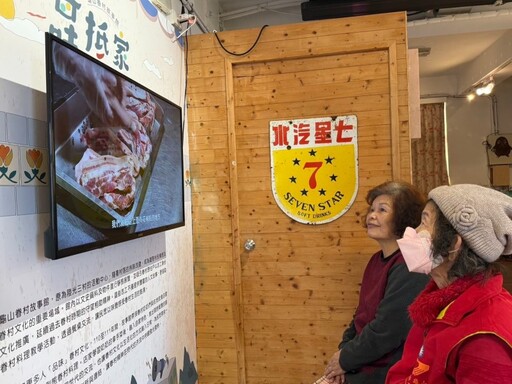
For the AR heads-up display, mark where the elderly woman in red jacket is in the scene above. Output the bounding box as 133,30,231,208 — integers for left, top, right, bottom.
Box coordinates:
386,184,512,384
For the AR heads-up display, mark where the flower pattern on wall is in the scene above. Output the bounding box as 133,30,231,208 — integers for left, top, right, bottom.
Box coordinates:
0,144,18,184
23,147,47,184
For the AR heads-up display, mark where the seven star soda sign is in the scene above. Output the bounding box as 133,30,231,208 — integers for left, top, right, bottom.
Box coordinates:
270,115,358,224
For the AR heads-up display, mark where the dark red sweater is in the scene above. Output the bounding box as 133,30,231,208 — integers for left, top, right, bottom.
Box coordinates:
338,249,429,384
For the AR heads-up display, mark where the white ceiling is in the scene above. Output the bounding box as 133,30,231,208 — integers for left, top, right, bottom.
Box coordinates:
216,1,512,82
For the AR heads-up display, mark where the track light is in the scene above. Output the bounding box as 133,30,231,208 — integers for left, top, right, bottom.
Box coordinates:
475,78,495,96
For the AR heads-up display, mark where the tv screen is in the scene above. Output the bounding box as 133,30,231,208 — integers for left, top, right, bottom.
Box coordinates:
45,33,185,260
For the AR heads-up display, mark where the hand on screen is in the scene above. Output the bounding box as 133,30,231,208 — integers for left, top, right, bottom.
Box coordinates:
53,43,134,128
79,66,133,128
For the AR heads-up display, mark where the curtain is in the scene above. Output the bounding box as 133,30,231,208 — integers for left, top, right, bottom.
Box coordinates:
411,103,449,195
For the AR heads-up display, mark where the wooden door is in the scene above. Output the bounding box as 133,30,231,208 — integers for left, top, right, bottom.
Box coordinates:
188,13,411,384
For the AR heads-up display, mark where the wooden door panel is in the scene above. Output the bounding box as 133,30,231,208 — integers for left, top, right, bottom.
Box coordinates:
234,50,388,383
188,13,410,384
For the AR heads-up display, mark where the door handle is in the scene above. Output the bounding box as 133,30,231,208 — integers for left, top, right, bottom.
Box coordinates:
244,239,256,251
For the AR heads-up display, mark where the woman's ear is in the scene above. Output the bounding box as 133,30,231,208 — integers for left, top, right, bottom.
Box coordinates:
448,235,463,261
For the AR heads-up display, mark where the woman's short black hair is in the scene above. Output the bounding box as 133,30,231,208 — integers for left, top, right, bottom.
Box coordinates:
430,201,500,279
364,181,426,238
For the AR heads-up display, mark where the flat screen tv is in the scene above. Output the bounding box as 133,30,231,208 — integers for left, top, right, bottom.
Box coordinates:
45,33,185,260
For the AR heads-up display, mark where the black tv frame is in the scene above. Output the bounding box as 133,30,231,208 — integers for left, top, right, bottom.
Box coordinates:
45,33,185,260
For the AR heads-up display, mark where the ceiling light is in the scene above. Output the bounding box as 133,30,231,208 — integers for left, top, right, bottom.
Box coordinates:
475,78,495,96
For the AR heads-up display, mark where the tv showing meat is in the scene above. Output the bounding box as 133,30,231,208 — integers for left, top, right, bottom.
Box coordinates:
45,33,185,259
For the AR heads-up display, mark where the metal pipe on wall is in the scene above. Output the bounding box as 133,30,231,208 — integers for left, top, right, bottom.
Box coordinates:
490,94,499,134
179,0,210,33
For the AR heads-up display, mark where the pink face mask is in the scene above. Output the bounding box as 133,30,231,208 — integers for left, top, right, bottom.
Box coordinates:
397,227,443,274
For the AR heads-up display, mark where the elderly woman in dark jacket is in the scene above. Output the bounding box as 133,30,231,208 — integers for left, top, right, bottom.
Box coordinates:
387,184,512,384
323,181,430,384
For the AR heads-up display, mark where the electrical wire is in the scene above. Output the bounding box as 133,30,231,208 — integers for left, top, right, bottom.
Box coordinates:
213,25,269,57
173,15,197,43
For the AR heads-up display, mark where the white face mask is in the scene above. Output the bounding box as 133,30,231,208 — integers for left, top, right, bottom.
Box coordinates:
397,227,444,274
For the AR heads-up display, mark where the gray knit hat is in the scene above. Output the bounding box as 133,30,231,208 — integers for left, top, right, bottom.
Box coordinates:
428,184,512,262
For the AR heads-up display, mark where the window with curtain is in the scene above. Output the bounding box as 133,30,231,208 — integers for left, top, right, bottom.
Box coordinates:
411,102,449,195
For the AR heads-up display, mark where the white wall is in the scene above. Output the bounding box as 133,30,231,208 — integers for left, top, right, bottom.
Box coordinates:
420,75,512,187
445,96,492,186
220,5,301,31
0,1,196,383
417,17,512,187
420,75,459,97
421,64,512,187
189,0,220,32
496,76,512,134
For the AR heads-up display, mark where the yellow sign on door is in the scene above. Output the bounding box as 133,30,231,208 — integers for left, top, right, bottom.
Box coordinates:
270,116,358,224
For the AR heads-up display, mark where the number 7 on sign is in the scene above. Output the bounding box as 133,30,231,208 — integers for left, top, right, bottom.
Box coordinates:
304,162,323,189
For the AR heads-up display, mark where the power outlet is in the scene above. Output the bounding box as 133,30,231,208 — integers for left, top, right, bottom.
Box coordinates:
177,13,194,23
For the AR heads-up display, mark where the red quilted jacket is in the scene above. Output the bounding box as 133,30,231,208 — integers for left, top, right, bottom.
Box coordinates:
386,274,512,384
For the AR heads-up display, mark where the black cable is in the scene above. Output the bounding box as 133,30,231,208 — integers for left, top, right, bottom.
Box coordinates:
214,25,269,57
